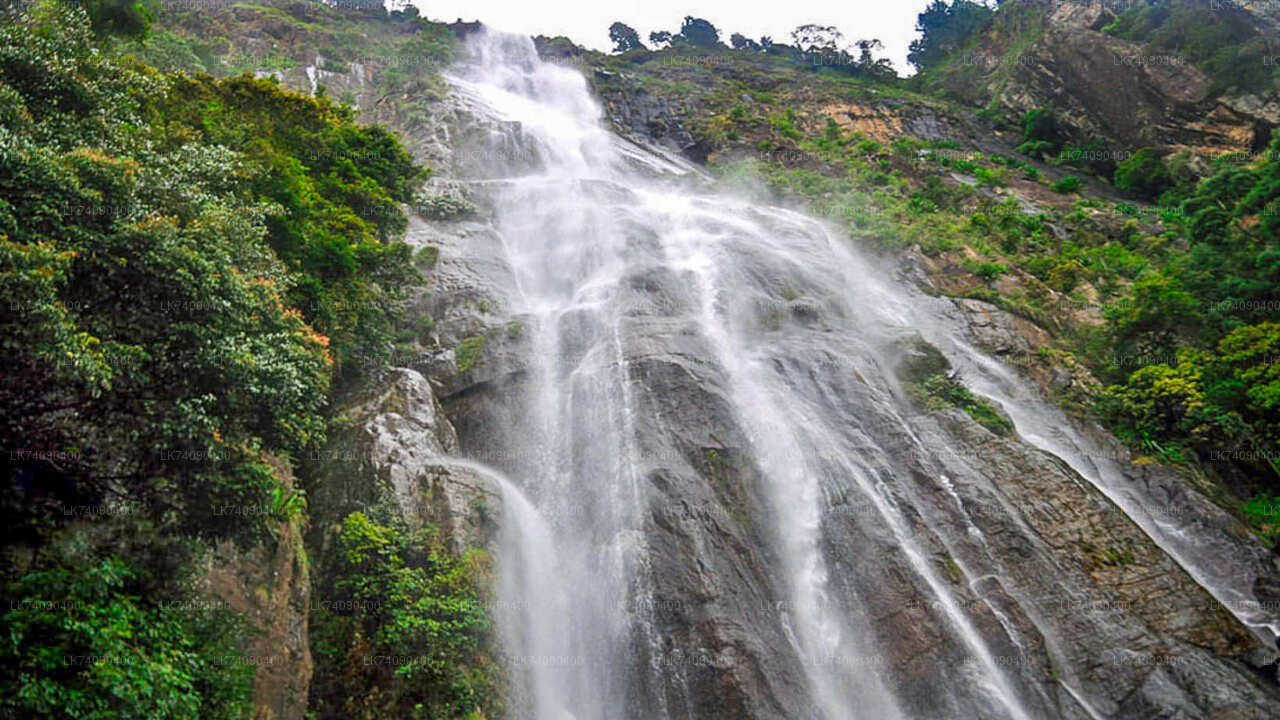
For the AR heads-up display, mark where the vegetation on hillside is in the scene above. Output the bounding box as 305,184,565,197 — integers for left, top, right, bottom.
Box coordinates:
1102,1,1279,95
3,0,1279,717
1099,140,1280,482
310,511,499,719
734,101,1280,535
0,3,490,717
907,0,997,72
590,4,1280,541
132,0,457,117
606,15,900,81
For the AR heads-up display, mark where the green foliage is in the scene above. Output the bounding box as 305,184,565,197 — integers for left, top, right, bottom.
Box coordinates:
1104,137,1280,363
608,21,644,53
414,191,478,220
0,556,252,720
1103,1,1278,95
1052,176,1082,194
0,9,344,543
415,244,441,268
973,166,1005,187
74,0,158,40
1114,148,1173,201
1016,139,1056,159
676,16,720,48
375,23,456,97
1100,322,1280,484
907,0,995,72
1018,108,1066,159
152,72,423,378
131,30,221,75
310,511,497,718
268,485,306,523
1242,493,1280,543
0,10,433,717
455,335,484,372
906,373,1014,436
769,109,804,140
967,259,1009,282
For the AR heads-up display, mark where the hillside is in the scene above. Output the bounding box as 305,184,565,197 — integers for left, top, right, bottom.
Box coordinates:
915,0,1279,156
4,1,1280,718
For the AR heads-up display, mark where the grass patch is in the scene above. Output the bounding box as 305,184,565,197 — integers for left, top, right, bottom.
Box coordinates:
454,335,484,372
906,374,1015,437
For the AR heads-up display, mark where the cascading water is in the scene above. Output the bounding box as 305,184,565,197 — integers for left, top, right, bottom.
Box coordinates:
430,28,1280,720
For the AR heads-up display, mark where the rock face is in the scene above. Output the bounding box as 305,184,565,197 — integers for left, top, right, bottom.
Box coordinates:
173,9,1280,717
305,366,497,558
406,149,1280,720
421,209,1280,717
198,462,312,720
393,34,1280,717
598,84,713,162
934,0,1278,155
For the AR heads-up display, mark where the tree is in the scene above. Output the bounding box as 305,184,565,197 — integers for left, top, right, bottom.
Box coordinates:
791,24,843,53
0,6,419,545
309,512,496,718
907,0,996,72
856,39,898,80
74,0,158,40
730,32,760,51
677,16,720,48
2,559,207,719
608,21,644,53
1115,148,1174,201
1017,107,1066,159
791,24,846,67
648,30,672,48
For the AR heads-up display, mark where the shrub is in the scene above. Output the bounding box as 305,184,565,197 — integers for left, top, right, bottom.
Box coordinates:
968,260,1010,283
455,335,484,372
416,245,441,267
153,72,423,378
906,374,1015,436
0,13,345,542
974,167,1005,187
1023,108,1064,147
1017,140,1057,159
414,191,479,220
309,512,497,718
1052,176,1083,194
1114,148,1173,201
1243,493,1280,544
0,557,253,720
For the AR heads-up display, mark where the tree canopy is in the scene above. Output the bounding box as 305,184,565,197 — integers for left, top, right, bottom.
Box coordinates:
0,8,427,714
677,16,721,48
907,0,997,72
609,21,645,53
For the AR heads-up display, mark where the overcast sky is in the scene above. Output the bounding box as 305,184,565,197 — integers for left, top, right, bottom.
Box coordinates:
411,1,934,75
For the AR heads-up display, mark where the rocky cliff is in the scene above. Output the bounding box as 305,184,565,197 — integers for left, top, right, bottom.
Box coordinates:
391,54,1280,718
145,3,1280,718
917,0,1279,157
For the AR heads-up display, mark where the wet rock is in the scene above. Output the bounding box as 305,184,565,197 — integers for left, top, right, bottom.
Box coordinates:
787,297,822,325
307,367,497,554
892,332,953,384
337,36,1280,717
954,297,1050,356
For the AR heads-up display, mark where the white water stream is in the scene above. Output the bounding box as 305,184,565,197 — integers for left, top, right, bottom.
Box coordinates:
431,28,1280,720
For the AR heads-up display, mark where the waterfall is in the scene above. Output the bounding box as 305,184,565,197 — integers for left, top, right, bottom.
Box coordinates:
431,28,1280,720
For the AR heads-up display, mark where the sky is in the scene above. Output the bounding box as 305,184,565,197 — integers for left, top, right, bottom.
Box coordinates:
410,0,935,75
